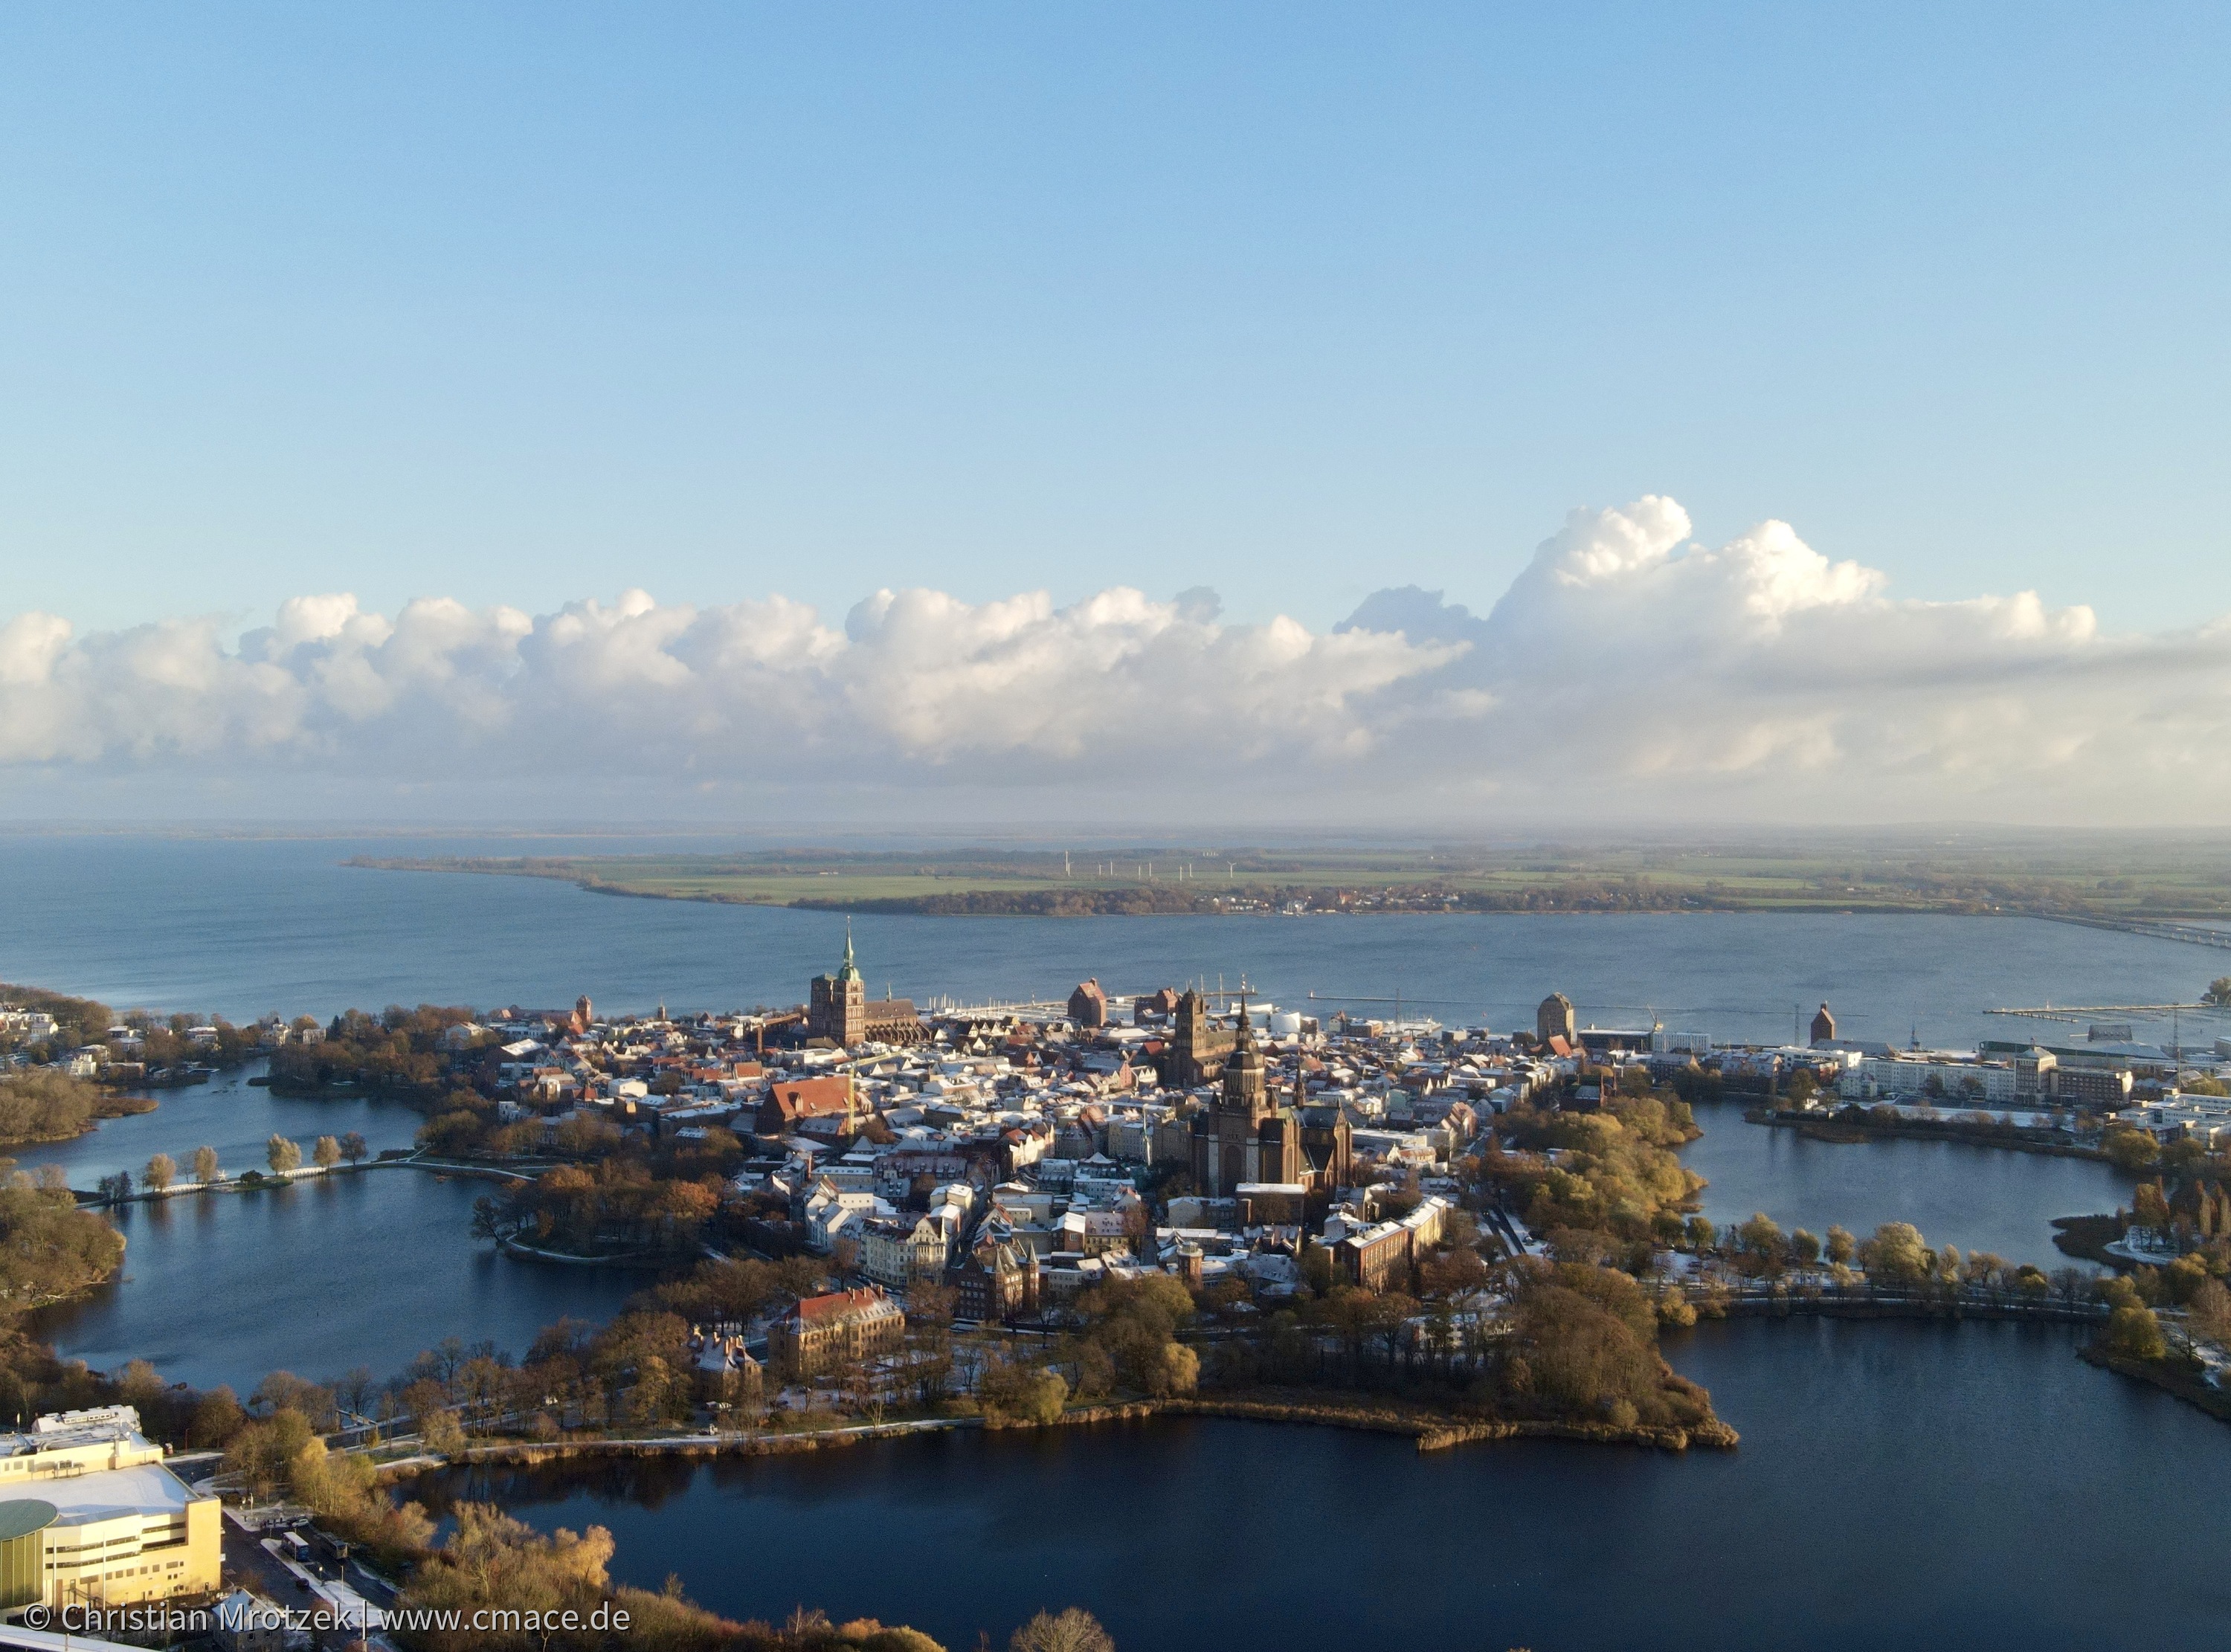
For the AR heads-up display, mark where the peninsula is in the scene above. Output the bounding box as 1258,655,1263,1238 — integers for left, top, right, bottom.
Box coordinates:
346,833,2231,920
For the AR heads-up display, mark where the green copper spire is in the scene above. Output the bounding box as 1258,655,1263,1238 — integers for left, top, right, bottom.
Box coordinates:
837,919,861,984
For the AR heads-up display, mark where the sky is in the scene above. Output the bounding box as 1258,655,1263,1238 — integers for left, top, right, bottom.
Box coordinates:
4,4,2230,825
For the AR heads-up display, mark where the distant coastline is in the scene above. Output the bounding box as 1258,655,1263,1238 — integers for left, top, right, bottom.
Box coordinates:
342,849,2231,920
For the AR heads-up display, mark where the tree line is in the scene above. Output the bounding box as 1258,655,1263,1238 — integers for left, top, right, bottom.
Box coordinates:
93,1132,369,1201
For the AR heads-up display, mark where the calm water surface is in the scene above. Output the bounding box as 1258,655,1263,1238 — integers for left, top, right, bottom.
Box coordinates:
1682,1100,2128,1267
0,831,2192,1379
29,1092,2122,1386
409,1319,2231,1652
7,1065,641,1393
25,1170,639,1393
9,833,2229,1646
4,833,2227,1051
6,1064,422,1187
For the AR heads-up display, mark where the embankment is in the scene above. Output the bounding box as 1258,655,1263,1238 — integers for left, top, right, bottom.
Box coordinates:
2079,1343,2231,1423
440,1389,1732,1468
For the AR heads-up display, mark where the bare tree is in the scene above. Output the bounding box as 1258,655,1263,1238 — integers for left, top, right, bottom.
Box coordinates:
1009,1608,1116,1652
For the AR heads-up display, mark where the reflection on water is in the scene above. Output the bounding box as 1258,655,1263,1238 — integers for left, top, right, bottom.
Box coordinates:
28,1170,640,1393
1681,1099,2130,1267
5,1065,424,1190
405,1320,2231,1652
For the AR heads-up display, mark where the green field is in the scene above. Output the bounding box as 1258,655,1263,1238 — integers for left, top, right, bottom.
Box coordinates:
349,834,2231,917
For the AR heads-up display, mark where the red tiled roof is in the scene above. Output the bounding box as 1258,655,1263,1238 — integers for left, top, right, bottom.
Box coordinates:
795,1286,887,1323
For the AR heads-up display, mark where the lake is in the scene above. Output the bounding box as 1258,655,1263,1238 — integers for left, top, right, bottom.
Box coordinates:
4,832,2227,1053
4,830,2224,1647
6,1064,423,1189
23,1167,643,1395
0,830,2177,1384
20,1070,2125,1396
1681,1098,2127,1268
408,1317,2231,1652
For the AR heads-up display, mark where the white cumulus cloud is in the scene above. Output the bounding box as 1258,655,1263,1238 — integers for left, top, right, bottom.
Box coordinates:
5,497,2230,823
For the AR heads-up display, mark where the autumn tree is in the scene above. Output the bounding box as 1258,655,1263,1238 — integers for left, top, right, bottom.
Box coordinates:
1074,1274,1197,1396
2102,1303,2167,1362
253,1370,338,1429
223,1407,314,1500
313,1135,342,1170
1010,1608,1116,1652
144,1153,176,1193
977,1359,1069,1425
1493,1259,1716,1434
1735,1213,1789,1277
190,1387,246,1448
420,1405,466,1456
2132,1181,2172,1230
2188,1277,2231,1347
1857,1222,1932,1283
398,1503,617,1652
2102,1124,2160,1172
0,1071,98,1147
0,1181,127,1306
193,1145,220,1184
267,1135,303,1173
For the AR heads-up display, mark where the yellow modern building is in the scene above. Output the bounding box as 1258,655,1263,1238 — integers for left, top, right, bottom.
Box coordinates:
0,1407,222,1613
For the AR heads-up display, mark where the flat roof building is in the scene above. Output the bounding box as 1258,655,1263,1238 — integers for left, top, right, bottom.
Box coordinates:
0,1409,220,1613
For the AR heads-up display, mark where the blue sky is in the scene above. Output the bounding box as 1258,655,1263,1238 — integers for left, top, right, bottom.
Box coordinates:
4,2,2227,642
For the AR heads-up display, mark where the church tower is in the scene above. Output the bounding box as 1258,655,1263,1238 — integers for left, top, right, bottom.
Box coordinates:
1168,988,1236,1086
1221,1008,1269,1123
1188,1004,1304,1199
808,923,868,1045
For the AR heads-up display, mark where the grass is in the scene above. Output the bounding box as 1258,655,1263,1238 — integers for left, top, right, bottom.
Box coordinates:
344,833,2231,918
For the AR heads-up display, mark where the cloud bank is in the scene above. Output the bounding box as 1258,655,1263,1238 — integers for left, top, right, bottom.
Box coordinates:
7,497,2229,823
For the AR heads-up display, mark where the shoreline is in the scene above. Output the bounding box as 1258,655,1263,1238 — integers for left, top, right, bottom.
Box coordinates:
416,1388,1733,1471
2079,1343,2231,1423
495,1234,672,1268
80,1153,545,1209
0,1093,162,1156
343,856,2141,919
1751,1109,2112,1164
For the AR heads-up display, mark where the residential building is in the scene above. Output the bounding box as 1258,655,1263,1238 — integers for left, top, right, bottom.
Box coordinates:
1334,1219,1414,1293
758,1075,855,1136
860,1216,951,1291
1057,1208,1136,1257
768,1287,907,1377
945,1235,1041,1323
